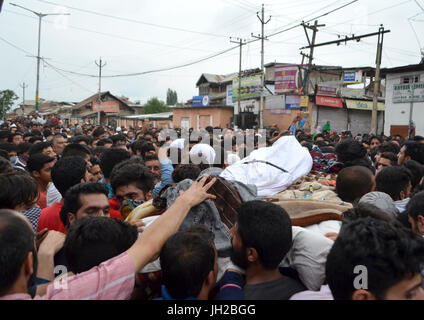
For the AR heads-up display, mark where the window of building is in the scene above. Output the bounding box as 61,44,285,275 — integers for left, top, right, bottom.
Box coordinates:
401,75,420,84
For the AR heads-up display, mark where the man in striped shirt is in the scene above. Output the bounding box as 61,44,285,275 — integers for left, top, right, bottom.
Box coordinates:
0,175,217,300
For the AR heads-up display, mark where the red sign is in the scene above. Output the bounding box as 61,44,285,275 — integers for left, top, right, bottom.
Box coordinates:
315,96,343,108
92,101,120,113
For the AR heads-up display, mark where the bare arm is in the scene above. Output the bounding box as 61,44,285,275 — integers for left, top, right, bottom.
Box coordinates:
36,231,66,281
125,175,217,273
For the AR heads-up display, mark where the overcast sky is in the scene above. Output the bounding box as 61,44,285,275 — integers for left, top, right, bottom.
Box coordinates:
1,0,423,109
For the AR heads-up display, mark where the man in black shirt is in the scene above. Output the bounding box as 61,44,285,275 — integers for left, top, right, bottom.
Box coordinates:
229,200,306,300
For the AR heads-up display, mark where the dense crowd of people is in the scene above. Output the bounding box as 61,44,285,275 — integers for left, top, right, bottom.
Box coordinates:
1,113,424,301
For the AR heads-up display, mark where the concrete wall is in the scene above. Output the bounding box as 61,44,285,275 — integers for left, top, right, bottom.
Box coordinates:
384,71,424,137
173,107,234,129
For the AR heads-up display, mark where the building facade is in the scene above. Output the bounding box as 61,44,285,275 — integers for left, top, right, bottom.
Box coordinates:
382,63,424,138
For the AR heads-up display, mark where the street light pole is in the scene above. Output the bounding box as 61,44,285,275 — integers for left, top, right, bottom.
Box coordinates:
10,3,70,113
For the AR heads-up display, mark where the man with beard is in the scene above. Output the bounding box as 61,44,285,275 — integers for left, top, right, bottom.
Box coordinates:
229,200,306,300
158,225,244,300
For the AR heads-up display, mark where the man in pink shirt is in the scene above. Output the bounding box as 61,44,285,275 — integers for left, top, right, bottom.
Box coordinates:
0,175,217,300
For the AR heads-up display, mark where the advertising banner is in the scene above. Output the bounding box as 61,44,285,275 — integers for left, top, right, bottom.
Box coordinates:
393,82,424,103
316,86,338,97
91,101,120,113
343,70,362,84
265,95,285,110
285,95,301,109
315,96,343,108
345,99,385,111
275,65,299,94
226,85,233,106
300,95,309,107
232,74,262,100
192,95,210,107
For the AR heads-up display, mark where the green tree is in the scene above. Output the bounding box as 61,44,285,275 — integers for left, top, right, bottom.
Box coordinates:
166,88,178,106
0,90,19,119
143,97,170,114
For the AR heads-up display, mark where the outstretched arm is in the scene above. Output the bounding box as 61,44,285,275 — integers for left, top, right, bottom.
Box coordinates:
126,175,217,273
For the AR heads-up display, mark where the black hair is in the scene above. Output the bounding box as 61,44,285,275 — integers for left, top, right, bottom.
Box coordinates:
0,209,36,296
376,166,412,201
129,140,145,155
172,164,201,183
8,132,23,143
402,141,424,165
403,160,424,193
326,217,424,300
314,133,324,141
160,225,215,299
17,142,32,156
92,127,106,138
0,149,10,161
64,216,137,274
405,191,424,224
31,130,42,137
140,142,155,158
112,157,145,173
0,172,38,210
369,135,383,145
0,131,9,140
0,157,13,174
43,129,52,138
62,143,92,159
26,153,55,174
336,166,374,203
110,134,126,145
96,138,113,147
379,152,397,166
144,154,159,162
412,135,424,142
377,142,400,155
110,163,154,196
51,156,87,197
236,200,292,270
60,182,109,228
92,146,107,159
0,143,18,153
90,156,100,166
28,136,43,144
315,140,328,148
335,139,367,164
99,148,131,179
28,142,53,156
72,135,91,145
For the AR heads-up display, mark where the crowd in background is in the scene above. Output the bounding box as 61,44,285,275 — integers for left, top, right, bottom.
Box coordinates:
1,112,424,301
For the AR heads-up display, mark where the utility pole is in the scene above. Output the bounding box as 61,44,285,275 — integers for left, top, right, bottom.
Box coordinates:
95,58,106,126
300,27,390,135
19,82,28,115
301,20,325,94
10,3,69,113
371,25,385,135
252,4,270,129
408,72,416,138
230,37,246,130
